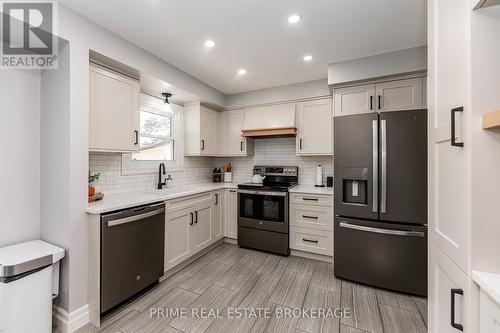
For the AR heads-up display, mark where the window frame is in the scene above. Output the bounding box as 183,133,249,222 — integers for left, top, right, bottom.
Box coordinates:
121,94,184,175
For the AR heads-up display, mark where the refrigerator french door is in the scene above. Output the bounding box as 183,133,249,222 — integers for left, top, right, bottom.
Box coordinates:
334,109,428,296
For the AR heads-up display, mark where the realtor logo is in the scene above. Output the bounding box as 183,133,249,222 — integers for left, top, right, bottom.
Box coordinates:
1,0,58,69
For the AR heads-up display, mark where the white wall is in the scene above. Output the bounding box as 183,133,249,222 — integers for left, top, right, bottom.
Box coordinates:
0,67,41,247
470,10,500,274
328,46,427,86
225,79,330,109
40,40,72,310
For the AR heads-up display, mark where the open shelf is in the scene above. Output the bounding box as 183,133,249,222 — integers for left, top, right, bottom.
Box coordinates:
483,109,500,129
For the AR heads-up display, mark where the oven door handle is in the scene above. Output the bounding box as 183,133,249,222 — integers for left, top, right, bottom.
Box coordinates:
237,189,288,197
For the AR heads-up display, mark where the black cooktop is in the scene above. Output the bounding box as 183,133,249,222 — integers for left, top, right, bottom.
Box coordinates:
238,182,297,192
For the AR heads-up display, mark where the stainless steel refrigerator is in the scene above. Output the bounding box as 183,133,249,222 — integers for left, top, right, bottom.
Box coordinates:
334,109,427,296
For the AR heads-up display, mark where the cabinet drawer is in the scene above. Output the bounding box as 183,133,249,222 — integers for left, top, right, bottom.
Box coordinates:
290,204,333,231
291,193,333,207
290,227,333,256
166,193,212,212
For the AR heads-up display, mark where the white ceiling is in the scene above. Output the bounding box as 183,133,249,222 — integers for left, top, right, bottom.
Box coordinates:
60,0,427,94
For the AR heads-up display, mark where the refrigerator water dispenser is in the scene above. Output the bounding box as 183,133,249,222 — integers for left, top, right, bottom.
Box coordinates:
342,167,368,205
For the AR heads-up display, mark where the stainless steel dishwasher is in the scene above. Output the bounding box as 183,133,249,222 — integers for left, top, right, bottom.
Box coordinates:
100,202,165,314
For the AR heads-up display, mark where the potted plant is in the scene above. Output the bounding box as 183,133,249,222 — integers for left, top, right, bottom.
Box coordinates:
88,171,100,197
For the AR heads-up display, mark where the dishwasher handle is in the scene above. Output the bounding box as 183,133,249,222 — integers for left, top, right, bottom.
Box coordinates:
107,208,165,227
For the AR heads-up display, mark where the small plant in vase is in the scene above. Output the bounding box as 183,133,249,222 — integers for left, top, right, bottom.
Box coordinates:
88,171,100,197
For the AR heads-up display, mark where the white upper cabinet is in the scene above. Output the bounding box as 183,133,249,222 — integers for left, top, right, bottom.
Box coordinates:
375,78,424,112
89,64,139,152
334,84,375,116
334,78,425,117
219,109,252,156
184,103,219,156
200,106,219,155
296,98,333,155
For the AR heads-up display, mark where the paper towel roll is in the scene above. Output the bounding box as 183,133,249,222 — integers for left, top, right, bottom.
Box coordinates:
316,165,323,186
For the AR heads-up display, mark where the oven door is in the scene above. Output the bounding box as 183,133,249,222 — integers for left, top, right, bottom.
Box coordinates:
238,190,288,233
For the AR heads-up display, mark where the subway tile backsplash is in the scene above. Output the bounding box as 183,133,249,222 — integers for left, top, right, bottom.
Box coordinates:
89,137,333,194
88,153,214,194
214,137,333,185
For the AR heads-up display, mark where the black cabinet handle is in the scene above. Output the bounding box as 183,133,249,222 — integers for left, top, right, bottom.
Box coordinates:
230,189,236,193
134,130,139,145
302,215,318,220
194,211,198,224
451,107,464,147
378,95,382,110
370,96,373,110
215,194,219,205
303,238,319,244
201,140,205,151
189,212,194,225
241,141,244,151
299,138,303,150
303,198,318,202
451,289,464,331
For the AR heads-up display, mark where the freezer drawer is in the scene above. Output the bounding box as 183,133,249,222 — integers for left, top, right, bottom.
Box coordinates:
334,217,427,296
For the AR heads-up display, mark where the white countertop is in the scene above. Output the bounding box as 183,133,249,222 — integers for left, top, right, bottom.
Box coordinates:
87,183,238,214
473,271,500,306
289,184,333,196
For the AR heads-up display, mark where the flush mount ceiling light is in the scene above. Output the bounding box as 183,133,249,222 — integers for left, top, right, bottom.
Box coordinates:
162,92,172,104
204,39,215,48
237,68,247,76
303,55,313,62
288,14,301,24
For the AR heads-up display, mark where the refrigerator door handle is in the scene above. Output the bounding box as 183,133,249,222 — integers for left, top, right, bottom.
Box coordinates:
372,120,378,213
380,119,387,214
339,222,425,238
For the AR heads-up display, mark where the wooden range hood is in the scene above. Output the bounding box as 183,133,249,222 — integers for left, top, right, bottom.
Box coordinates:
241,103,297,138
241,126,297,137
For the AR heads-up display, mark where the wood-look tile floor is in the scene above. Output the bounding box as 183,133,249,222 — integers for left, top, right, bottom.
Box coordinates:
73,243,428,333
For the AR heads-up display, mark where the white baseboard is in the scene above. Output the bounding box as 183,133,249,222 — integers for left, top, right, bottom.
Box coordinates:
223,237,237,244
54,304,90,333
290,249,333,263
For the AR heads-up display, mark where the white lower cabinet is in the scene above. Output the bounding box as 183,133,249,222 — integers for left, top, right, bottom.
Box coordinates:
290,226,333,256
429,243,471,333
164,208,192,271
225,189,238,239
164,191,224,272
192,200,213,254
289,193,333,256
211,191,224,241
479,290,500,333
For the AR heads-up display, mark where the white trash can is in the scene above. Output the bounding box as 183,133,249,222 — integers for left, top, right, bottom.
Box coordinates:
0,240,65,333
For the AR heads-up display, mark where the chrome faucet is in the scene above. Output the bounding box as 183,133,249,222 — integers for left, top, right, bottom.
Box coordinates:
158,163,166,189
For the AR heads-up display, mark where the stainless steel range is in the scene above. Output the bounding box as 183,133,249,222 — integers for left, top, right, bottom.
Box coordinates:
237,166,298,255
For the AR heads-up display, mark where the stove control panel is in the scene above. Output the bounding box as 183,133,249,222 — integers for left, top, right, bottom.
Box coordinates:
254,166,298,177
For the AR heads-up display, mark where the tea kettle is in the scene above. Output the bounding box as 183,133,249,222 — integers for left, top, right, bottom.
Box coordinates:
251,173,266,184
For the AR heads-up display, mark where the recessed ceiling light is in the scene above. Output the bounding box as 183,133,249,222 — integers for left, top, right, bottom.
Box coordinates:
288,14,301,24
204,40,215,48
237,68,247,75
303,55,313,62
